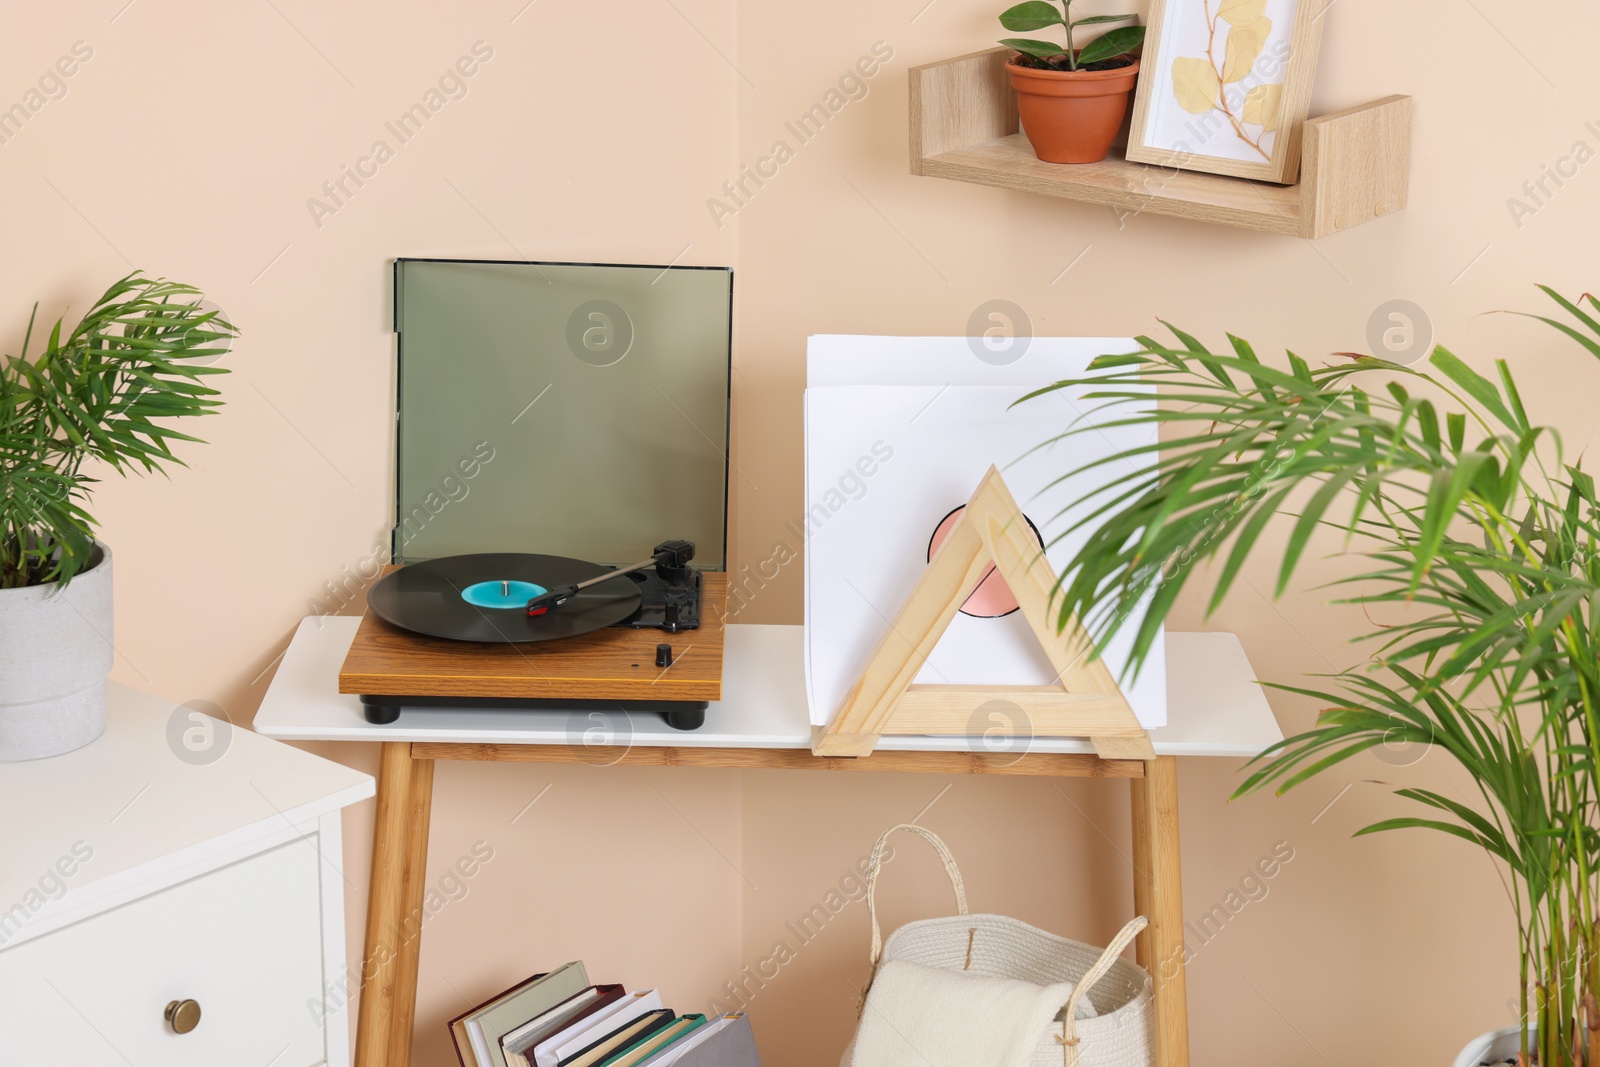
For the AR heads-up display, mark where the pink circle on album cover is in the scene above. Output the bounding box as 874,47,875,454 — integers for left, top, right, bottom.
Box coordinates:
927,506,1045,618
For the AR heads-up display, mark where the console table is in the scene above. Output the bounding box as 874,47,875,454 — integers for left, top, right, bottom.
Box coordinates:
257,617,1282,1067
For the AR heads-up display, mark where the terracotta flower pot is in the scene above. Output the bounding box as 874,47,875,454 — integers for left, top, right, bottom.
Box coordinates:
1007,57,1140,164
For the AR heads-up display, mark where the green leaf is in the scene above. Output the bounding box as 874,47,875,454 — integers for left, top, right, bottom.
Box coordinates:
999,1,1064,31
1428,346,1518,430
1208,483,1294,614
1071,13,1134,26
1286,349,1312,383
1568,465,1595,504
1161,321,1208,355
1354,817,1500,853
1412,453,1490,580
1496,360,1529,431
1000,36,1067,58
1076,24,1145,64
1416,399,1440,451
1538,284,1600,342
1277,469,1359,595
1227,334,1275,401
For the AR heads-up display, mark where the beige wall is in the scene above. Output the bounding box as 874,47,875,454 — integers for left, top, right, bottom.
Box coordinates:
5,0,1597,1062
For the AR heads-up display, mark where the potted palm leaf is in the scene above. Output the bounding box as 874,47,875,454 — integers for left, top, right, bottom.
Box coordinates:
1032,289,1600,1065
1,272,233,760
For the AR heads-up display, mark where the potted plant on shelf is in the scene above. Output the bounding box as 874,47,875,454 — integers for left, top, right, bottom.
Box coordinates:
1032,288,1600,1066
1,272,233,761
999,0,1146,164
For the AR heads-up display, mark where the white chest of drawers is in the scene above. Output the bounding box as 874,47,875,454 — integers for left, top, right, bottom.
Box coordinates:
0,684,374,1066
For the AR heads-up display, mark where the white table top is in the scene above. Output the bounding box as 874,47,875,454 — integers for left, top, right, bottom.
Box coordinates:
0,684,373,948
256,618,1282,758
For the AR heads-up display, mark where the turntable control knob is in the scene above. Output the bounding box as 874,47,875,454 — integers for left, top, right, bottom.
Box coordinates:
656,644,673,669
664,601,681,633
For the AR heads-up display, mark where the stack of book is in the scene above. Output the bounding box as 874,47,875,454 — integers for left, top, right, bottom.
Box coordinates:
449,961,762,1067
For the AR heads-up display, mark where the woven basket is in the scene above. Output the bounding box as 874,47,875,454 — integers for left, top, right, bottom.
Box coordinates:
854,824,1155,1067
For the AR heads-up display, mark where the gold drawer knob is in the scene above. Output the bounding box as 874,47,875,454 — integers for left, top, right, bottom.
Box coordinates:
164,998,202,1034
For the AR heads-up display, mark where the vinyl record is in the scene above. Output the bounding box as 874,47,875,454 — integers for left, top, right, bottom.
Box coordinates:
368,553,642,643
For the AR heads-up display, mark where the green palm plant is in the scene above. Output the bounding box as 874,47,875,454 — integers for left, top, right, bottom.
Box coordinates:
1032,288,1600,1065
1,272,234,589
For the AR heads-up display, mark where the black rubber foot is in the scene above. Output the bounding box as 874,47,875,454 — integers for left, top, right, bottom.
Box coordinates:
664,708,706,731
363,703,401,725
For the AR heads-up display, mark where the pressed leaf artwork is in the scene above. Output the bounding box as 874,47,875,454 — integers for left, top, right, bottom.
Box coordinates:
1171,56,1220,114
1216,0,1267,23
1166,0,1284,160
1242,82,1282,130
1221,17,1270,82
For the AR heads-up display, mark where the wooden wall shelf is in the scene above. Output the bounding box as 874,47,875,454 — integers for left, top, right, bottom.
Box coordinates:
910,48,1411,238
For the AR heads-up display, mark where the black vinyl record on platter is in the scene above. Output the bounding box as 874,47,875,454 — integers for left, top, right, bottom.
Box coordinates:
367,553,642,643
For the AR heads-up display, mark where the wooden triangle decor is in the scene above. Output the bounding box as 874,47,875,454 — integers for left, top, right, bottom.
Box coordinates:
812,466,1154,761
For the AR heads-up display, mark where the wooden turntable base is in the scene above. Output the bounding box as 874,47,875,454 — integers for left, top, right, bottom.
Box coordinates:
339,572,727,704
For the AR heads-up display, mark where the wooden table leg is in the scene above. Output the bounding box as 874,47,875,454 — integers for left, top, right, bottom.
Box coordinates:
354,742,436,1067
1131,756,1189,1067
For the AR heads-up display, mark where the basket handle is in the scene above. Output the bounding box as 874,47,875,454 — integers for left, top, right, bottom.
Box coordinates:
1055,916,1148,1067
865,823,969,970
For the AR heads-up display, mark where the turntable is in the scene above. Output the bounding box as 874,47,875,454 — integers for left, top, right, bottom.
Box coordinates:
338,258,734,729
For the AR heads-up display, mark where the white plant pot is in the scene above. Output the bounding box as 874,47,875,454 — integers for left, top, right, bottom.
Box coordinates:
1453,1023,1532,1066
0,544,114,761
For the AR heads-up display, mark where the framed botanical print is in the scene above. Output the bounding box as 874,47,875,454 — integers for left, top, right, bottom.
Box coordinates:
1125,0,1328,184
